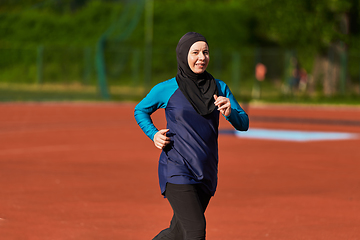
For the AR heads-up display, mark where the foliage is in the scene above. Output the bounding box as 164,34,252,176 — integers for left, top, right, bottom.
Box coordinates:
1,0,360,102
152,0,251,49
244,0,353,49
1,0,359,52
0,0,125,47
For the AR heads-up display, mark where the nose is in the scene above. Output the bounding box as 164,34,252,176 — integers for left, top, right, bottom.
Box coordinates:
198,52,205,60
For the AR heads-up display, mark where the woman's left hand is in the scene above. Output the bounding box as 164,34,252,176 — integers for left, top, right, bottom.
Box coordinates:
214,94,231,117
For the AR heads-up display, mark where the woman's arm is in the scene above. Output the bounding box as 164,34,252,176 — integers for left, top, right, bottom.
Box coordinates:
216,80,249,131
134,78,178,141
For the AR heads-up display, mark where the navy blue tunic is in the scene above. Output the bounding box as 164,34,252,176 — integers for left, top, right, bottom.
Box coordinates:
134,77,248,196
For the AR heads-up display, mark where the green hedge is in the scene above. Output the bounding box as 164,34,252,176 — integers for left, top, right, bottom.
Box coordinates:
1,0,360,101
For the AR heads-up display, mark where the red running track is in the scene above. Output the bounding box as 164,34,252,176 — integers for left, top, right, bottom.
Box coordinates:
0,103,359,240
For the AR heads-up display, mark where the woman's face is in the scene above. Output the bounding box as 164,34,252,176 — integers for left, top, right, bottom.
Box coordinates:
187,41,209,74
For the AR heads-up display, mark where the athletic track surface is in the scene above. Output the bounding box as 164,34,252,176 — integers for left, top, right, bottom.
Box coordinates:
0,102,359,240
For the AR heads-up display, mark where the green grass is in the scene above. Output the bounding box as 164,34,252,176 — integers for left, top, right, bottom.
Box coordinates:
1,82,360,106
0,83,145,102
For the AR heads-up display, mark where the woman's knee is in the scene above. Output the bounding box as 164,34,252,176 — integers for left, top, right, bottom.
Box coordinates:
185,229,206,240
183,219,206,239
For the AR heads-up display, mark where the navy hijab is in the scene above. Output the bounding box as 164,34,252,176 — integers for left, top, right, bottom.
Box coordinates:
175,32,218,116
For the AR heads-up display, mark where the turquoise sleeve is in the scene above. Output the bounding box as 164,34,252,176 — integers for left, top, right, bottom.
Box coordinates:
134,78,178,140
216,79,249,131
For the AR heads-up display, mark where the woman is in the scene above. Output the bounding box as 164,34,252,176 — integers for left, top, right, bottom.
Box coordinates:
134,32,249,240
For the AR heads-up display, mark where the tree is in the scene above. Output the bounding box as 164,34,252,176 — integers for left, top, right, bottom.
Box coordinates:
243,0,358,96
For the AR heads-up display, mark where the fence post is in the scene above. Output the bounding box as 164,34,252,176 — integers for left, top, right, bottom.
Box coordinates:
327,46,335,96
95,37,110,100
144,0,153,92
37,45,44,84
282,50,295,95
83,47,91,85
339,42,347,95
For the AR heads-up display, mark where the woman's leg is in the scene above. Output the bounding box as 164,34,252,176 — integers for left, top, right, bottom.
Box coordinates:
153,183,211,240
152,214,183,240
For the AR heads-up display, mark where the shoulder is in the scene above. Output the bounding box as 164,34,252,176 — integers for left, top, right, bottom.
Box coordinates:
148,77,178,97
215,78,227,87
215,79,230,95
137,77,178,109
152,77,178,91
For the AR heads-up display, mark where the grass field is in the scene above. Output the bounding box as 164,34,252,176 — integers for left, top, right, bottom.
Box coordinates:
0,83,145,102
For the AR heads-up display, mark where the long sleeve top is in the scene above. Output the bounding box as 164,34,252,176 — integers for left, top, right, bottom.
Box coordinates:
134,77,249,196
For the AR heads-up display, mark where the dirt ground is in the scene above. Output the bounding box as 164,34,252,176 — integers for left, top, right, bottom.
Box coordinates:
0,102,359,240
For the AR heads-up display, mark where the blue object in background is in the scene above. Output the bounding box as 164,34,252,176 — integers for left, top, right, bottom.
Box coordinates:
221,128,358,142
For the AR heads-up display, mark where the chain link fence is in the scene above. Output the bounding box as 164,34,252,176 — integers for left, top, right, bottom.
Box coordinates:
1,44,359,102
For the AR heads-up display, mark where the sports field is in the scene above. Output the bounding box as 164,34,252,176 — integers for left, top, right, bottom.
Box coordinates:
0,103,359,239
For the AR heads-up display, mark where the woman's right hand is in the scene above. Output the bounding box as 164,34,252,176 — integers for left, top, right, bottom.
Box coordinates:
153,129,171,150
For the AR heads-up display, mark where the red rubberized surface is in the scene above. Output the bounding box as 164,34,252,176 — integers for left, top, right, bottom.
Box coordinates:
1,103,359,239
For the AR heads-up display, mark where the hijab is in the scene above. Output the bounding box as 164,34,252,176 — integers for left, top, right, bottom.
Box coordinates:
175,32,218,116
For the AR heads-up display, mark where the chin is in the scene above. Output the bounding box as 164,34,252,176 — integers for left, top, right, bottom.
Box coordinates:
194,69,206,74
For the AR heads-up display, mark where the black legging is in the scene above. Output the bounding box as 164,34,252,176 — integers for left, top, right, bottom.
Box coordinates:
153,183,212,240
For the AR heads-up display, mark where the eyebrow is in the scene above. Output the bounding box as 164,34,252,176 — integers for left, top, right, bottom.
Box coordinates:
190,48,209,51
